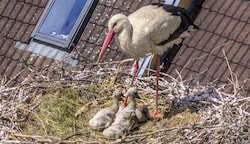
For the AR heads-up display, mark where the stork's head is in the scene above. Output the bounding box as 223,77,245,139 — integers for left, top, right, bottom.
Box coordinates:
97,14,128,62
125,87,140,99
112,89,123,101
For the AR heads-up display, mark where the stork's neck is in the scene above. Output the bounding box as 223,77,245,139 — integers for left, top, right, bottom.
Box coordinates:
126,97,136,110
116,20,134,55
111,98,120,111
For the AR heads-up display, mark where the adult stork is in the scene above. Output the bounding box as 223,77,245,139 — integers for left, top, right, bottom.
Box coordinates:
97,3,198,118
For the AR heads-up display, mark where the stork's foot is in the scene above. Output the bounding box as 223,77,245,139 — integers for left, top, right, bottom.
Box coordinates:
151,110,162,118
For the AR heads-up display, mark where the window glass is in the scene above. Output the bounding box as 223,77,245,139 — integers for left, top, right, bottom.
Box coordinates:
38,0,87,41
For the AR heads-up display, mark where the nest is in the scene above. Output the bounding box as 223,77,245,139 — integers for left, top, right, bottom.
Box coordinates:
0,59,249,143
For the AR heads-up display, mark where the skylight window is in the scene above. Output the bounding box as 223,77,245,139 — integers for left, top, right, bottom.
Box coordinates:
31,0,98,51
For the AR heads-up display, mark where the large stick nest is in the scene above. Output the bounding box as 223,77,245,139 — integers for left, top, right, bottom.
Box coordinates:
0,59,249,143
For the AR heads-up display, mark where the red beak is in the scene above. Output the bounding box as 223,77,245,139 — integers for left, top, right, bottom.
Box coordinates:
97,30,115,62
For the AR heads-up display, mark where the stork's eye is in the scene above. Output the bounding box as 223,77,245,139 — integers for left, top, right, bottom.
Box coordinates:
113,22,118,28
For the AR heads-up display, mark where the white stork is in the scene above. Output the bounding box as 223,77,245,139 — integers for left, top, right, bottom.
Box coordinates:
97,3,198,118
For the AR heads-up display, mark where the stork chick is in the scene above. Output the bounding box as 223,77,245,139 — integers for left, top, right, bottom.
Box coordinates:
89,89,123,131
103,87,140,139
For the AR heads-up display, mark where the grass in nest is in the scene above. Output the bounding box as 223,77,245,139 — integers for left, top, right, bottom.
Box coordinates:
20,85,98,138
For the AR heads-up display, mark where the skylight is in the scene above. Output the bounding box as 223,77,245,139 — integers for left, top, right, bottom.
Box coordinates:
31,0,98,51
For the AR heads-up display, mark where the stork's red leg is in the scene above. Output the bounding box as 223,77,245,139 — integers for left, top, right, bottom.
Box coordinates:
151,54,161,118
131,61,139,86
123,60,139,107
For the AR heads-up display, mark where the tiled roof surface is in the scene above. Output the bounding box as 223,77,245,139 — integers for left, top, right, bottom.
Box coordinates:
0,0,249,95
167,0,249,95
0,0,51,86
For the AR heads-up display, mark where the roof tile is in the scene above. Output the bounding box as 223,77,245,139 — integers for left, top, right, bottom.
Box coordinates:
16,67,30,83
214,61,231,82
241,6,250,22
0,56,4,66
100,6,114,26
90,4,106,26
0,57,11,75
31,0,40,6
195,31,213,52
0,0,8,14
244,33,250,45
181,69,198,83
199,55,217,74
233,1,248,21
221,19,239,38
16,3,31,22
2,0,17,17
187,30,205,47
167,64,183,78
5,46,16,58
5,60,18,77
200,11,217,29
10,62,25,79
217,0,233,14
38,0,49,7
9,2,23,19
24,0,32,4
206,58,224,78
202,0,216,9
237,24,249,43
34,56,45,67
207,13,224,32
42,57,53,67
239,45,250,68
101,0,116,7
229,21,246,40
203,34,220,53
21,51,32,63
114,1,132,12
128,1,142,13
225,0,242,17
188,50,204,72
14,23,28,41
0,17,8,34
234,46,249,68
211,37,228,58
0,36,5,48
226,42,241,63
0,40,11,56
240,68,250,82
7,21,22,39
214,16,231,35
210,0,224,12
1,19,15,36
23,6,38,24
12,50,22,61
175,46,195,66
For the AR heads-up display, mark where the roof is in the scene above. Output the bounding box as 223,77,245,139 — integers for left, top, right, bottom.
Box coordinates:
168,0,249,95
0,0,249,95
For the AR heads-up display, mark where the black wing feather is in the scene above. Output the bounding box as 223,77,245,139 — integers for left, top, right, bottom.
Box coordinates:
152,3,198,45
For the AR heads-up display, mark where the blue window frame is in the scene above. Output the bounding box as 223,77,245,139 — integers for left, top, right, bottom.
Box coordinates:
31,0,98,51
